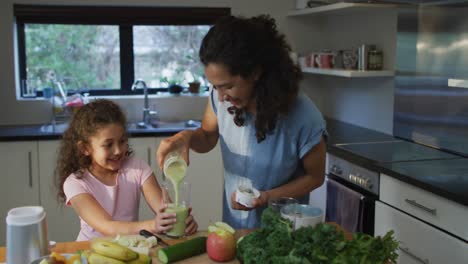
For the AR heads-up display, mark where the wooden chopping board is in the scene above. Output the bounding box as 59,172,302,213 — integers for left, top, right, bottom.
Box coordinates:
149,230,252,264
150,223,351,263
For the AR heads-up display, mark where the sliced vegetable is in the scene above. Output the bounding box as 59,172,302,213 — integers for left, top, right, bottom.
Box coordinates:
157,236,207,264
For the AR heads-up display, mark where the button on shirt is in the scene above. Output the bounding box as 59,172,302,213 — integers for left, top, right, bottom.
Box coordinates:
210,89,327,229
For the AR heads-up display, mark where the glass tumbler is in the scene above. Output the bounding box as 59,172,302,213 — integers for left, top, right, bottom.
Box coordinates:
161,181,191,238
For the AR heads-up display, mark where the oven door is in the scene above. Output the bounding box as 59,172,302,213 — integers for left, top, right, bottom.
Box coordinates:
326,174,377,235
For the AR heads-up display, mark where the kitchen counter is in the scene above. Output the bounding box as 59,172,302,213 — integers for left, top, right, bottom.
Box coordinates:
0,121,199,141
0,224,352,263
325,117,468,207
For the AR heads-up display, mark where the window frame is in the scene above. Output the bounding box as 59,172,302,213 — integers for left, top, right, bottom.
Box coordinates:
14,4,230,97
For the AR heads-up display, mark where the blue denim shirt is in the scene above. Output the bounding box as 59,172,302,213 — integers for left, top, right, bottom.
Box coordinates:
210,89,327,228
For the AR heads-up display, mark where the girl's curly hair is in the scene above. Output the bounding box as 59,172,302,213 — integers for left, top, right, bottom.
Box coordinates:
199,15,303,142
55,99,131,204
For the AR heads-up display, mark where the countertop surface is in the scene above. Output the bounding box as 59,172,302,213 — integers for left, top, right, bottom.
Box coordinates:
324,117,468,207
0,120,199,141
1,117,467,206
0,224,352,263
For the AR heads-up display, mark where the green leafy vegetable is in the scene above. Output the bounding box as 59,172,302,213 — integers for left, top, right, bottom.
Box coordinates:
237,207,399,264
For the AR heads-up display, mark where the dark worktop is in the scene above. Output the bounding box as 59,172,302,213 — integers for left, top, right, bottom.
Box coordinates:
325,117,468,207
1,117,467,206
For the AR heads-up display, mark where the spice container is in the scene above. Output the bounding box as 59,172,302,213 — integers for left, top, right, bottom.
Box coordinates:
368,49,383,70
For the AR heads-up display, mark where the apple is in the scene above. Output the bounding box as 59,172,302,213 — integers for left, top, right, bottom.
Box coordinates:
206,228,236,262
208,221,235,235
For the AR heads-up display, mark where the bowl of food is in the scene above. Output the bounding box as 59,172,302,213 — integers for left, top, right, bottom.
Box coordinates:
235,185,260,208
281,203,323,230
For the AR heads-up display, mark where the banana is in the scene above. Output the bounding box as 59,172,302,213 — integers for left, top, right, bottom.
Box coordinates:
126,253,151,264
88,252,126,264
90,240,138,261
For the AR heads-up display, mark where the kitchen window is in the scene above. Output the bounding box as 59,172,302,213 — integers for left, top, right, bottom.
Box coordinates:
14,5,230,98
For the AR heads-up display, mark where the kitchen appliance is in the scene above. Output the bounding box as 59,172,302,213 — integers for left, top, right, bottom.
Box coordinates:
6,206,49,264
325,140,460,235
394,2,468,157
326,153,379,235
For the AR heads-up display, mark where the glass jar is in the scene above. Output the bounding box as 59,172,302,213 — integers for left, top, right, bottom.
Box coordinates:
163,151,187,180
368,49,383,70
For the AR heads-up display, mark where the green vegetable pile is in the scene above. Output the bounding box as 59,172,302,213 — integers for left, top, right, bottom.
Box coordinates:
237,207,398,264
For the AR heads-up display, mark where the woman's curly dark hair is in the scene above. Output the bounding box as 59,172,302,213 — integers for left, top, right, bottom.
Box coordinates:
55,99,132,204
199,15,303,142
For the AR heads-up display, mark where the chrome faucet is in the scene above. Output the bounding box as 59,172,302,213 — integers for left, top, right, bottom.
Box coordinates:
131,79,159,128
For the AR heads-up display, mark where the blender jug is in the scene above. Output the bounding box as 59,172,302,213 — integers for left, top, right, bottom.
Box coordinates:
6,206,49,264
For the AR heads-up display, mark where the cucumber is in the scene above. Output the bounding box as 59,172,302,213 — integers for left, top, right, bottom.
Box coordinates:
157,236,207,263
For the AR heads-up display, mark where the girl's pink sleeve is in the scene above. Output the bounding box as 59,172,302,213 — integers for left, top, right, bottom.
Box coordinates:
63,177,88,206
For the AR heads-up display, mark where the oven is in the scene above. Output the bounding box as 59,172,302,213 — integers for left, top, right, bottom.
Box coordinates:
325,153,379,235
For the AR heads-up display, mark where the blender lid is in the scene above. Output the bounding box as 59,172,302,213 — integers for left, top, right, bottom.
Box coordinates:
6,206,46,226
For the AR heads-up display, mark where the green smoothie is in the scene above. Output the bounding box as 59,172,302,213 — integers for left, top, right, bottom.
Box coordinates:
164,156,188,238
165,204,189,238
164,159,187,206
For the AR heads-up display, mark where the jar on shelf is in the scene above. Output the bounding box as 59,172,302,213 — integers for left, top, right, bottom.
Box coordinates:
368,49,383,70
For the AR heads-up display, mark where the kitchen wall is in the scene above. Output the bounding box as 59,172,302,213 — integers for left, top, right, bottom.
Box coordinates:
286,8,398,135
1,0,399,135
0,0,293,125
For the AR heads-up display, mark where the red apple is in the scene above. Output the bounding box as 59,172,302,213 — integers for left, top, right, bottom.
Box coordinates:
206,229,236,262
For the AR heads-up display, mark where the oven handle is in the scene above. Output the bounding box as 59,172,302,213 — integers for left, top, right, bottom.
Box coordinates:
404,199,437,215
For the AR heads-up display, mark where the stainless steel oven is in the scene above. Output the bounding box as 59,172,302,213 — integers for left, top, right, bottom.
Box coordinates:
325,153,379,235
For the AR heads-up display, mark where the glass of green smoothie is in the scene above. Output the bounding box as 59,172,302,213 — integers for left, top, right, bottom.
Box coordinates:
162,181,191,238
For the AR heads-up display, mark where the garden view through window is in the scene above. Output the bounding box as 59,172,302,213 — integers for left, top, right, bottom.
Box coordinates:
24,24,209,95
15,5,229,98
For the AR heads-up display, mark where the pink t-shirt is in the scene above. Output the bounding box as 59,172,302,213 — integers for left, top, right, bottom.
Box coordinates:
63,156,153,241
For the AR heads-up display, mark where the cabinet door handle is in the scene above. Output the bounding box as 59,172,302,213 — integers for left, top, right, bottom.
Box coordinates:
399,246,429,264
404,199,437,215
147,148,151,166
28,151,33,188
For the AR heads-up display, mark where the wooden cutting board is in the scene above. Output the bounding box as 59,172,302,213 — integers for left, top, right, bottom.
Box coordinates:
149,230,251,264
149,223,351,263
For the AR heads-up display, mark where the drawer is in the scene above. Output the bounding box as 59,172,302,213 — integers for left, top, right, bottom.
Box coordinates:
380,174,468,241
375,201,468,264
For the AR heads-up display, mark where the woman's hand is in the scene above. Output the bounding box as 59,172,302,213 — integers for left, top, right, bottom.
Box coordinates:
185,207,198,235
230,191,269,211
153,204,177,234
157,130,193,168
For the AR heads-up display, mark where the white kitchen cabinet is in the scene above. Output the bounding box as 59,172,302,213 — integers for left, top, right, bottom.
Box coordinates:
128,137,161,221
375,201,468,264
0,141,40,246
1,136,222,245
38,140,81,242
184,144,223,230
380,173,468,241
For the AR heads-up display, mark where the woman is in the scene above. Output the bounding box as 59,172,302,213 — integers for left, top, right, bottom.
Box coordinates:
157,15,327,228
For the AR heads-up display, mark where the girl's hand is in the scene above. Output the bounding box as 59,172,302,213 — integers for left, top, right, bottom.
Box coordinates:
157,131,193,169
230,191,269,211
153,204,177,234
185,207,198,235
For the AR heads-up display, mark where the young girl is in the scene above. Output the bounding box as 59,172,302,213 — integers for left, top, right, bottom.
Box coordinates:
56,99,198,241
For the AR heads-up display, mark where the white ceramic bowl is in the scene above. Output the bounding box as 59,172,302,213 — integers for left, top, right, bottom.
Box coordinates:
281,204,323,230
235,186,260,208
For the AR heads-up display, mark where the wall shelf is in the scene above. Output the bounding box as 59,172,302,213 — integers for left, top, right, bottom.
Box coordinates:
302,67,394,78
287,2,398,17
